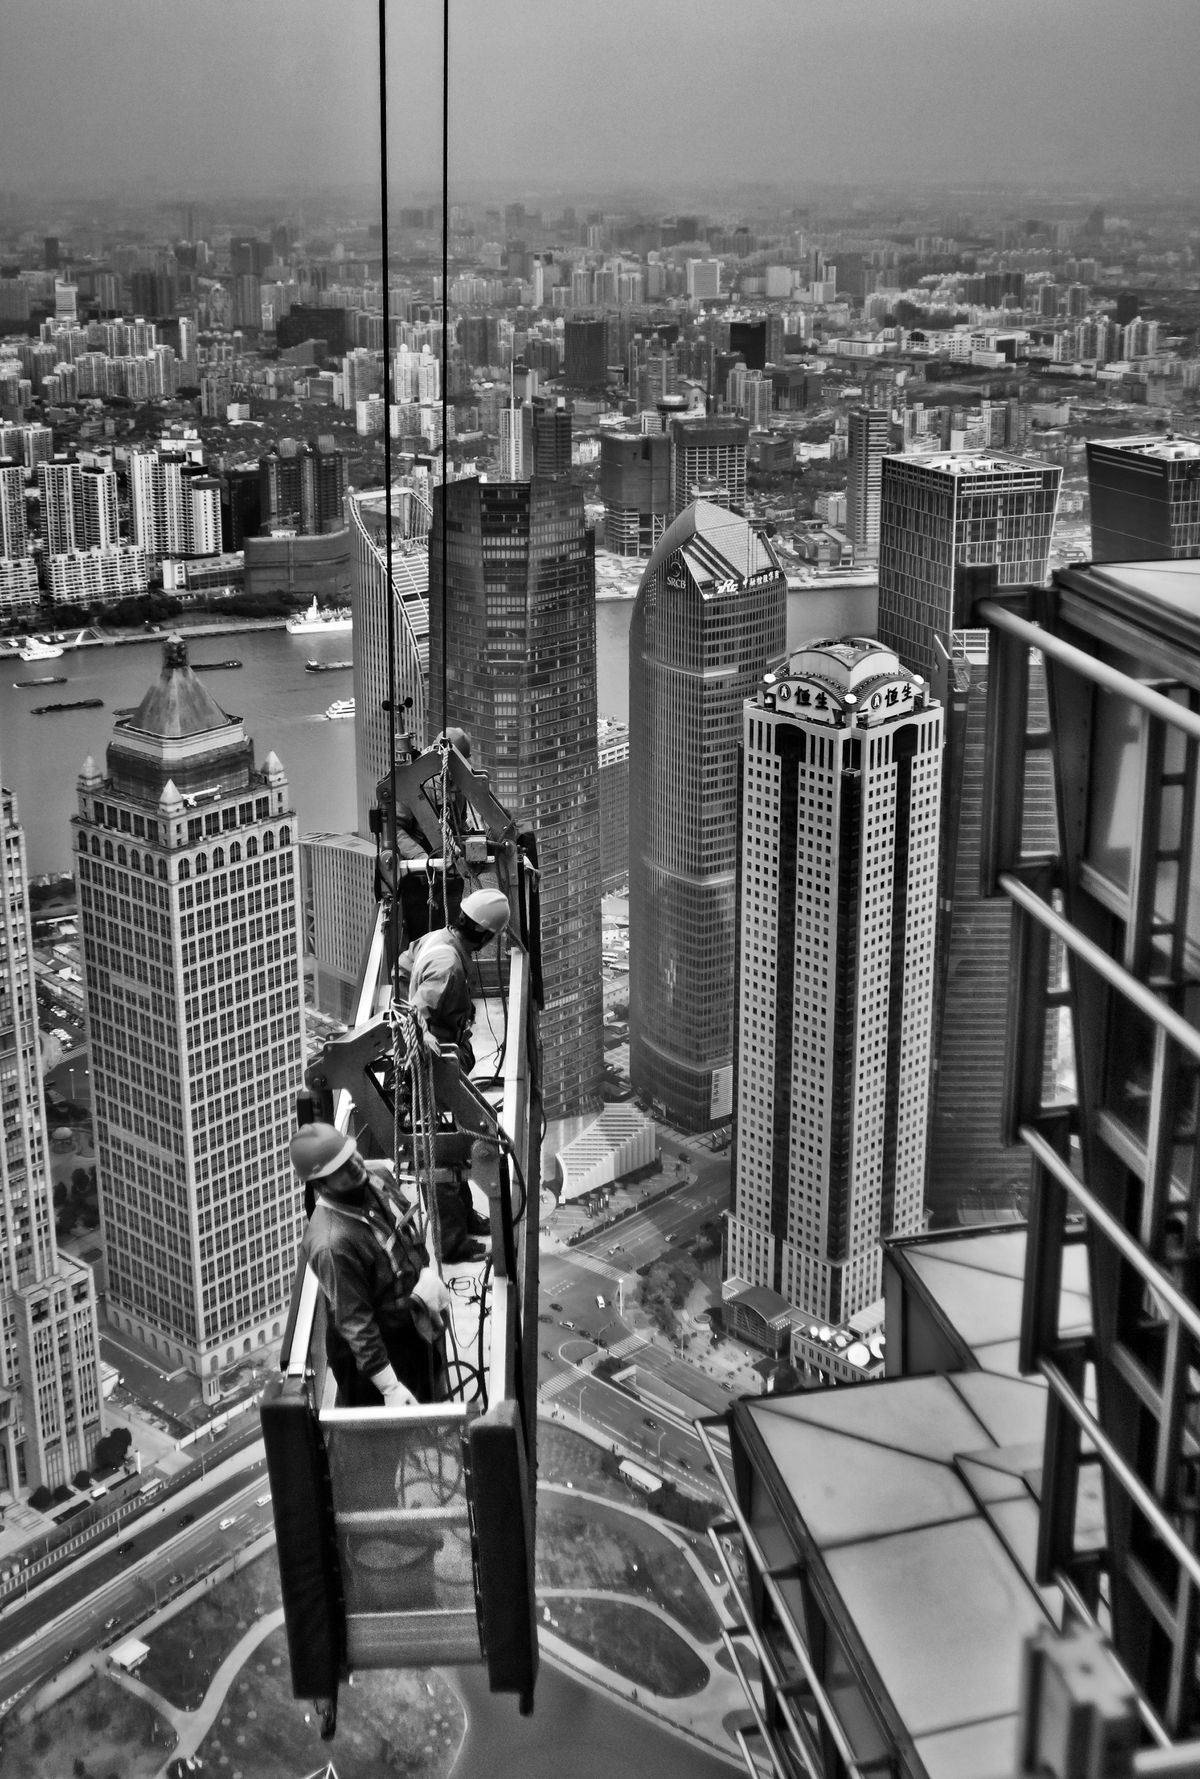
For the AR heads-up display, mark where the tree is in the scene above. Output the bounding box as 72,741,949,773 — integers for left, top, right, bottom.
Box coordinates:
29,1484,53,1512
71,1168,92,1200
72,1469,92,1490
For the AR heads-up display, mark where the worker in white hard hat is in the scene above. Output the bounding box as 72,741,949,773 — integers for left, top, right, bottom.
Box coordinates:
291,1122,451,1408
399,886,511,1074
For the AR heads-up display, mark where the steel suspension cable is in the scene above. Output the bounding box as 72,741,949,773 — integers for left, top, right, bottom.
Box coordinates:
441,0,450,730
378,0,401,1000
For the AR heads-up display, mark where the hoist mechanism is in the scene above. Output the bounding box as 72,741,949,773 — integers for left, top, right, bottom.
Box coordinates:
260,735,544,1737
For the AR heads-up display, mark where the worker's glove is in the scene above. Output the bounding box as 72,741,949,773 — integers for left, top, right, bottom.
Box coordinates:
410,1266,451,1344
369,1365,418,1409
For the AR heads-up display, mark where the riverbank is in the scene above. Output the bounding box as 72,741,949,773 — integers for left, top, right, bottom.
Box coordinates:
0,618,289,659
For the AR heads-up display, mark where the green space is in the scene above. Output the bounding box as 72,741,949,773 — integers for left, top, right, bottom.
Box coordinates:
538,1419,635,1503
0,1671,175,1779
137,1554,282,1709
545,1596,709,1698
538,1493,719,1644
195,1625,462,1779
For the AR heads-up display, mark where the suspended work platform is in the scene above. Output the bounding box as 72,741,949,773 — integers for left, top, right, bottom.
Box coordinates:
261,738,543,1736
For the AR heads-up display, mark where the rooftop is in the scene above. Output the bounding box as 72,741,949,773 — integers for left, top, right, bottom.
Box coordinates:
1094,432,1200,460
644,497,782,591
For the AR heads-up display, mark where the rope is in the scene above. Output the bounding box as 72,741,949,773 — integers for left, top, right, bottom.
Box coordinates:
388,1002,443,1268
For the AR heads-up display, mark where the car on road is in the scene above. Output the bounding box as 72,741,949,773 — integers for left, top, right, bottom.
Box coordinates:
255,1494,271,1507
643,1417,658,1429
103,1616,118,1631
219,1516,238,1530
168,1572,181,1586
562,1320,574,1329
549,1302,562,1311
177,1512,195,1527
63,1647,79,1663
541,1349,552,1359
538,1312,551,1323
117,1541,136,1556
595,1294,606,1309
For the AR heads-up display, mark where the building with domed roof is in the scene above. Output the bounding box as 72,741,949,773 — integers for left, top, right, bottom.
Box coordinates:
74,635,305,1401
726,638,943,1327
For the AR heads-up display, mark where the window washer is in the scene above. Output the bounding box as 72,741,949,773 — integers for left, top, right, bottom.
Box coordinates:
290,1123,451,1408
397,885,511,1260
400,885,510,1073
385,727,473,943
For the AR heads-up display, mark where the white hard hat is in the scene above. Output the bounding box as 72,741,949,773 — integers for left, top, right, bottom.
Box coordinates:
460,888,510,935
290,1122,357,1181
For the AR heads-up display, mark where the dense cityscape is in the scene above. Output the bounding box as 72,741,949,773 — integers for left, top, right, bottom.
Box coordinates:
1,2,1200,1776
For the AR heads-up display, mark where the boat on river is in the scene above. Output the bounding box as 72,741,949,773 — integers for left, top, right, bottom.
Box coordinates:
305,659,352,673
14,675,68,687
287,598,352,635
19,636,65,662
32,698,104,715
324,698,355,721
190,659,242,670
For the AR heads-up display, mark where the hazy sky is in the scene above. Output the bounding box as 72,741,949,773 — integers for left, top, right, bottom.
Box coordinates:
2,0,1198,204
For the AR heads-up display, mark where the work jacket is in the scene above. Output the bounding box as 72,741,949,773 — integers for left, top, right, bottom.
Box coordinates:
301,1170,428,1383
399,925,474,1048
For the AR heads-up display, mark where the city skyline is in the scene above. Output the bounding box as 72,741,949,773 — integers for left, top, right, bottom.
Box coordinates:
2,0,1199,197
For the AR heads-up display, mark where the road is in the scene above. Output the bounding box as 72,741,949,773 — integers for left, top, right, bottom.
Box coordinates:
0,1461,273,1711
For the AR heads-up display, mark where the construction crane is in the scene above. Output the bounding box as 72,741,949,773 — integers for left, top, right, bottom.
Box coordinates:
260,735,542,1738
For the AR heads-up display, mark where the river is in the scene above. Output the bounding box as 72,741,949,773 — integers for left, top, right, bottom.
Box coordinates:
1,583,876,878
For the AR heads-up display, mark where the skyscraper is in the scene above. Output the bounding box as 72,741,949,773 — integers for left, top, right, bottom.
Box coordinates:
75,638,306,1403
0,457,28,559
429,476,603,1120
846,407,890,559
1086,433,1200,560
562,317,607,390
599,432,670,556
877,450,1061,1214
629,499,787,1130
80,464,120,550
877,451,1061,678
129,449,214,558
726,640,943,1324
37,458,82,556
668,415,749,518
0,783,103,1495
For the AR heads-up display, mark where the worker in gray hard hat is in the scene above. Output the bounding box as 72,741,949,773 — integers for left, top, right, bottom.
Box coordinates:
291,1122,451,1408
385,728,473,944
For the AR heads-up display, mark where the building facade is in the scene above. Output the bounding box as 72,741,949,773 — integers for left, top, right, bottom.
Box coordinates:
876,450,1061,1215
300,832,377,1022
0,458,28,560
48,545,151,606
726,640,943,1324
37,458,83,556
429,476,604,1121
80,464,120,551
348,484,431,840
629,499,787,1130
0,785,103,1496
1086,433,1200,560
599,431,670,557
597,718,629,893
668,415,749,519
75,637,306,1401
846,407,889,560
